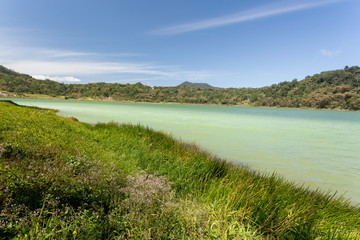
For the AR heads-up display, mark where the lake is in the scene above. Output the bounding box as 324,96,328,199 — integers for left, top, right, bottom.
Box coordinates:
2,98,360,204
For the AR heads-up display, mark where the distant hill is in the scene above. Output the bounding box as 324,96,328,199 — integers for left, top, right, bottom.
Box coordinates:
1,65,360,110
0,65,30,78
178,81,215,89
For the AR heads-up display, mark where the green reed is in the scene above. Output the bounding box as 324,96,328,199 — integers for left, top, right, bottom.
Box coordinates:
0,101,359,239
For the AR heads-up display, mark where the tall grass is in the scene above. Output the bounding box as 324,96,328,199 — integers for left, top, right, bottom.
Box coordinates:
93,122,360,239
1,100,359,239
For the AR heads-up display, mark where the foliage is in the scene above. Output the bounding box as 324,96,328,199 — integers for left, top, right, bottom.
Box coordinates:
0,101,360,239
178,81,216,89
1,65,360,110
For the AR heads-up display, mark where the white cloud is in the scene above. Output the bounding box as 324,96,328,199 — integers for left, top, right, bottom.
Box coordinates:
3,59,214,85
34,49,143,58
0,45,141,61
0,31,213,84
152,0,341,35
33,75,81,82
320,49,341,57
5,60,172,76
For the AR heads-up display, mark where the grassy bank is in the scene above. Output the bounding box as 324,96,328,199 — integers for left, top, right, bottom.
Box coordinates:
0,101,359,239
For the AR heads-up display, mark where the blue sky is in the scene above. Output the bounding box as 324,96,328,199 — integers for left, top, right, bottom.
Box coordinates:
1,0,359,87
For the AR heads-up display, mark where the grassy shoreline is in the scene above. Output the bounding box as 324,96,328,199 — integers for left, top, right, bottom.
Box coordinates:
1,100,359,239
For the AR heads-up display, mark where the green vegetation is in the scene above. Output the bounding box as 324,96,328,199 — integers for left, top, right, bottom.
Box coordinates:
1,101,359,239
178,81,216,89
1,65,360,110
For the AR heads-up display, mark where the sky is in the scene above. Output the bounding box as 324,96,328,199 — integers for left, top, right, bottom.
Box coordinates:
0,0,359,88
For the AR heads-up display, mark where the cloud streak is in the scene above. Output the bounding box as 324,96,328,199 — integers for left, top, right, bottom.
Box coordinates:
320,49,341,57
0,34,214,84
152,0,341,35
5,60,171,76
0,46,142,61
4,60,212,84
33,75,81,82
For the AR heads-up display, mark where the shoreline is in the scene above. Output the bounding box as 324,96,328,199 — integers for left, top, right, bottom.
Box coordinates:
1,94,354,112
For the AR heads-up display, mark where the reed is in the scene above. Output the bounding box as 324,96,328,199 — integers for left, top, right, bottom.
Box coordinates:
1,101,359,239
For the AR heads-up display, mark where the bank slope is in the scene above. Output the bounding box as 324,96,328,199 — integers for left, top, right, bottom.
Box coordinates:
0,101,360,239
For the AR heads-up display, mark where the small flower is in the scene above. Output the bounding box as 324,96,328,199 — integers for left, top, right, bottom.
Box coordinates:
73,230,76,235
25,234,28,238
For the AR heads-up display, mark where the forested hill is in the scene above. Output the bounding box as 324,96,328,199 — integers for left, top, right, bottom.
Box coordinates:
1,65,360,110
178,81,215,89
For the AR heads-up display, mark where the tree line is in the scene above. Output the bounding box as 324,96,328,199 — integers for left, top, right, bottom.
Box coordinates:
1,65,359,110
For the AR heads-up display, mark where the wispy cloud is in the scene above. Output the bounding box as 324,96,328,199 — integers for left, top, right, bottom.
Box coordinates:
0,30,214,85
0,44,167,82
35,49,143,58
5,60,172,76
152,0,341,35
3,58,212,85
320,49,341,57
0,45,142,61
33,75,81,82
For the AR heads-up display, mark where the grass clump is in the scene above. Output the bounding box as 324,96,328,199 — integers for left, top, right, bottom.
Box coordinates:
0,100,359,239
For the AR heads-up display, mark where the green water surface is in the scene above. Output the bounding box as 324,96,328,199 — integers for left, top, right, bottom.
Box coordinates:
2,98,360,204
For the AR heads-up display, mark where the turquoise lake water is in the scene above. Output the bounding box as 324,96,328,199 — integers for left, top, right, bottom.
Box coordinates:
2,98,360,204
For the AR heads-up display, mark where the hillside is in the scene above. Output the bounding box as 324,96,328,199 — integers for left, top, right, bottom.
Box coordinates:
178,81,215,89
1,100,360,239
1,65,360,110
